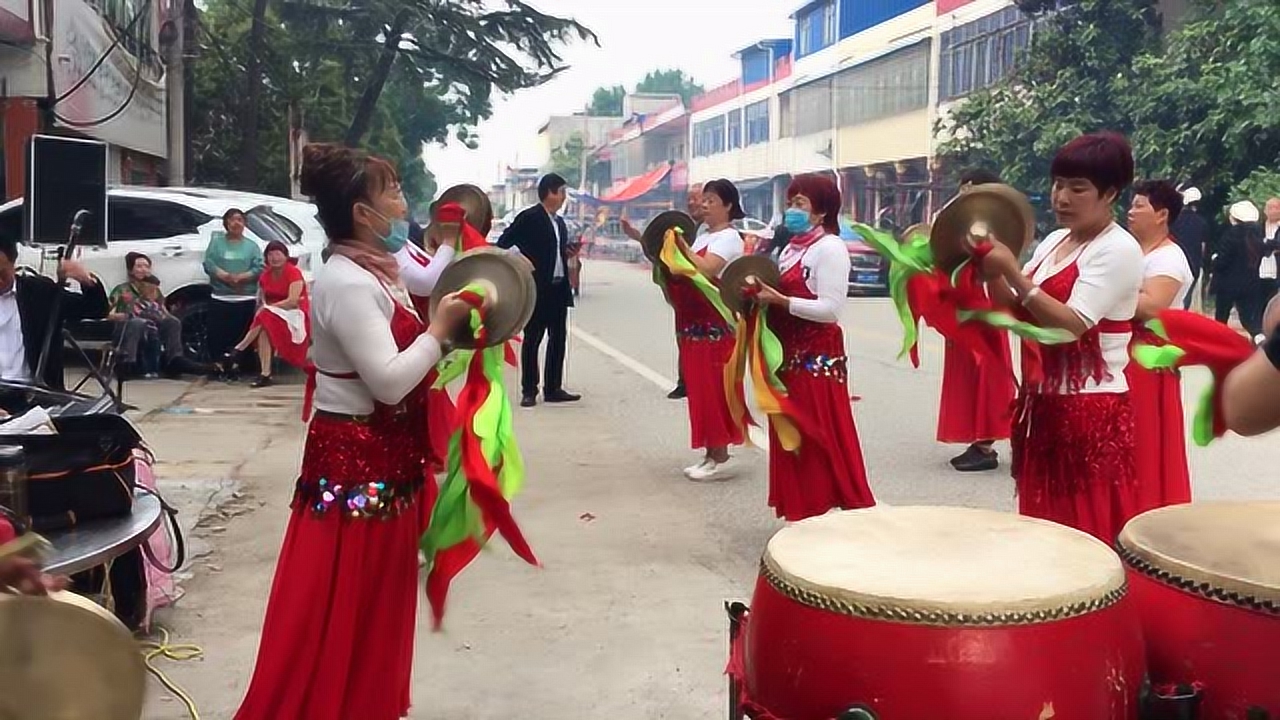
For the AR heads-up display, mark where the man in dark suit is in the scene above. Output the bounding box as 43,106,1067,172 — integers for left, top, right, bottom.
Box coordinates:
497,173,581,407
0,237,108,390
1172,187,1211,310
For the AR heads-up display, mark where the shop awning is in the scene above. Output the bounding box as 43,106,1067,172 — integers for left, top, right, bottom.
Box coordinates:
599,164,672,203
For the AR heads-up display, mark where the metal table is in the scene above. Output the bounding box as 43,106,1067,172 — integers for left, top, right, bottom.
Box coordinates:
43,493,164,575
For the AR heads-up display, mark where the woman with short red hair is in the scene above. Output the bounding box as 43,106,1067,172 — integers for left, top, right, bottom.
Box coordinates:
749,173,876,520
980,132,1145,543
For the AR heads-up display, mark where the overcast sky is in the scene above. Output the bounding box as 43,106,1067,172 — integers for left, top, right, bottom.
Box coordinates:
423,0,792,191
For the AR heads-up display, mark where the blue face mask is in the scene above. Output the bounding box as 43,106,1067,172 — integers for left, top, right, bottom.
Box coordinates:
783,208,814,234
365,206,410,252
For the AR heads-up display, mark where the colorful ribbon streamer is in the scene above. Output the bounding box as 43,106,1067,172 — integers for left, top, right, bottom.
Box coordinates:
658,228,735,325
850,223,933,364
724,292,803,452
1132,310,1255,446
420,283,538,628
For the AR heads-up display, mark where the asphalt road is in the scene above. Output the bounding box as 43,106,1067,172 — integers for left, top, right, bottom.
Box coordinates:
144,258,1279,720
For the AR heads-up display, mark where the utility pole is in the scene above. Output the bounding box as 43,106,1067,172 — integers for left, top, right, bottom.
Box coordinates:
163,0,186,185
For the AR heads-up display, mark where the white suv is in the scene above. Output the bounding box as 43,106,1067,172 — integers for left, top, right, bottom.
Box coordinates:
0,186,318,360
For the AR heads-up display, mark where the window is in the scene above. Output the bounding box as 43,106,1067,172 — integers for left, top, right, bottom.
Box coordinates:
785,78,833,137
796,1,837,58
939,6,1035,101
745,101,770,145
693,116,726,157
246,206,303,246
107,198,211,242
727,110,743,150
835,41,930,126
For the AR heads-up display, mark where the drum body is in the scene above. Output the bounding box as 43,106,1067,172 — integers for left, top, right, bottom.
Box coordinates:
1118,502,1280,719
741,507,1145,720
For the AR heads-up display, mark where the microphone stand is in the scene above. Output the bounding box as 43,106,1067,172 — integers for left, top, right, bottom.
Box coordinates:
32,214,87,389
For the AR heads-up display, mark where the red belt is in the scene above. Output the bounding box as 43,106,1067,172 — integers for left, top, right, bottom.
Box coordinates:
302,365,359,421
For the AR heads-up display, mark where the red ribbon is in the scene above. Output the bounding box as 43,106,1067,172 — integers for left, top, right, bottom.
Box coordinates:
1153,309,1255,441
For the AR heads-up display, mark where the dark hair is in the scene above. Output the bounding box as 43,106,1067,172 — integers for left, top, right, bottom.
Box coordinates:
125,251,152,272
222,208,245,224
141,275,161,286
958,168,1001,187
538,173,568,201
263,240,290,260
0,236,17,262
1050,132,1135,197
1133,179,1184,226
702,179,747,221
299,143,400,242
786,174,843,235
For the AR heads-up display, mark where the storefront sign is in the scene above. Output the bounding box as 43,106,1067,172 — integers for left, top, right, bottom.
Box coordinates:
52,0,167,158
0,0,31,43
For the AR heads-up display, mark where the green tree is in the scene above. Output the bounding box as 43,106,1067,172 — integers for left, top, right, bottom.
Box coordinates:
936,0,1163,193
588,85,625,116
547,133,587,188
634,68,704,107
1124,0,1280,216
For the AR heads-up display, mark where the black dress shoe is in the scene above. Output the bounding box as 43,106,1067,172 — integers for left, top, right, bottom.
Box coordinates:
250,375,274,389
953,446,999,472
520,395,537,408
544,390,581,403
667,383,687,400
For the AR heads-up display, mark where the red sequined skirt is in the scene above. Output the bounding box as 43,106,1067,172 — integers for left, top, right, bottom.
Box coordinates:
768,351,875,522
936,335,1014,444
1124,359,1191,513
235,411,430,720
677,328,744,450
1012,392,1137,544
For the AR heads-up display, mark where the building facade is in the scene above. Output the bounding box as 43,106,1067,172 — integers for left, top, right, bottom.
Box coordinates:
0,0,169,200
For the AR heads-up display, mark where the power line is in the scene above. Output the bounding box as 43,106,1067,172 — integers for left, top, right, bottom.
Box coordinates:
53,0,154,106
52,37,147,129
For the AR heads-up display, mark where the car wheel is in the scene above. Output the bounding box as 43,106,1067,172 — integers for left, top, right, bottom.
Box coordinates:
173,299,211,363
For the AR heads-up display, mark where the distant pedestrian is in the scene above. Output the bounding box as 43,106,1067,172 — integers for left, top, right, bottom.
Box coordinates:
1212,200,1264,337
1171,187,1210,309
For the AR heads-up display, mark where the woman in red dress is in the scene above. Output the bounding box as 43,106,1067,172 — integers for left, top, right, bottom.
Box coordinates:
235,144,469,720
226,241,309,388
980,132,1144,544
668,179,745,481
937,169,1016,472
1125,180,1194,510
750,174,876,521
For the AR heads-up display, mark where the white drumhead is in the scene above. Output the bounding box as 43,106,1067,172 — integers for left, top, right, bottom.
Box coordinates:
1118,501,1280,607
0,591,145,720
764,507,1126,623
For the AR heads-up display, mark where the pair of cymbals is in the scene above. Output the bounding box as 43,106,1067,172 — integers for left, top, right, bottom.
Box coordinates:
930,183,1035,271
718,255,781,316
0,591,146,720
436,184,495,236
431,248,536,349
639,211,698,262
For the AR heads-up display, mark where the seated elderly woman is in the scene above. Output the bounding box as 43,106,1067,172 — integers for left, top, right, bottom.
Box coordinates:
222,240,309,388
108,253,206,379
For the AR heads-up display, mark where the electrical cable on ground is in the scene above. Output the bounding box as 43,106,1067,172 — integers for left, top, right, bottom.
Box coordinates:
139,626,203,720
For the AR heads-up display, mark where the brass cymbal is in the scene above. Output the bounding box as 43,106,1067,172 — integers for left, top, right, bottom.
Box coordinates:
436,184,495,235
930,183,1035,272
431,248,536,348
900,223,931,242
720,255,782,316
0,591,146,720
640,210,698,262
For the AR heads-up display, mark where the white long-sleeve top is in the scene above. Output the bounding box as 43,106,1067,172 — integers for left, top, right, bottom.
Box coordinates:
778,234,849,324
394,243,455,297
310,254,443,414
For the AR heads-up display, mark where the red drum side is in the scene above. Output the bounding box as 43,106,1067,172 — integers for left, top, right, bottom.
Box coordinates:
744,573,1145,720
1126,569,1280,718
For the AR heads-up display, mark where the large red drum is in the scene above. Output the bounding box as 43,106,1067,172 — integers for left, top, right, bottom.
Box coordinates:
736,507,1146,719
1117,502,1280,719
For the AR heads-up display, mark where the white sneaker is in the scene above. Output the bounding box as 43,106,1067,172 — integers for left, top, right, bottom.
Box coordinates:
687,458,735,482
683,458,712,478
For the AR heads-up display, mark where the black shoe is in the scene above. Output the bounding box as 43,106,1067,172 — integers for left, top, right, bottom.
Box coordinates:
953,446,999,472
250,375,274,389
544,390,581,403
520,394,537,408
667,383,687,400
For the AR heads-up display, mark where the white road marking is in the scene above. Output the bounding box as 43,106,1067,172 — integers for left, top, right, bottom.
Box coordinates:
570,324,771,451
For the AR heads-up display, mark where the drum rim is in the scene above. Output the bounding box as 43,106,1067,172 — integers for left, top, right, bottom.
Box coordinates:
1117,503,1280,615
760,554,1129,627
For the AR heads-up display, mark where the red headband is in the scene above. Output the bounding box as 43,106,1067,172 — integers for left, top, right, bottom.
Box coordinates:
436,202,466,224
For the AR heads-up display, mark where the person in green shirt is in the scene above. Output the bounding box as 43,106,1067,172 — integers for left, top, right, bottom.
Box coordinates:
203,208,264,375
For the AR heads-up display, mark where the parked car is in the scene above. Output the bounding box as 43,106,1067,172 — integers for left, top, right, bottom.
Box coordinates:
839,219,889,296
0,186,316,361
733,216,774,254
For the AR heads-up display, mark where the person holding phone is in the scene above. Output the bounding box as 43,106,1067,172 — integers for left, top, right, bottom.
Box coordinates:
205,209,264,377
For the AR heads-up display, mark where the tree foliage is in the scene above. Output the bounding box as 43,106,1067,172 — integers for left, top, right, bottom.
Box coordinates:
634,69,704,107
588,85,625,116
548,133,587,188
189,0,595,215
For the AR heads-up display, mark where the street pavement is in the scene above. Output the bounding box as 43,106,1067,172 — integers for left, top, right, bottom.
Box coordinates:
137,259,1279,719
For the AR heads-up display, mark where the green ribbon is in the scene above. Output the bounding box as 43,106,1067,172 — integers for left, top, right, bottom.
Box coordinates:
661,237,735,325
758,312,787,393
1132,319,1212,447
956,309,1076,344
850,223,933,360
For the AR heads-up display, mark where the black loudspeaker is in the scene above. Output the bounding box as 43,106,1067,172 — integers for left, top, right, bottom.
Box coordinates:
24,134,108,245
